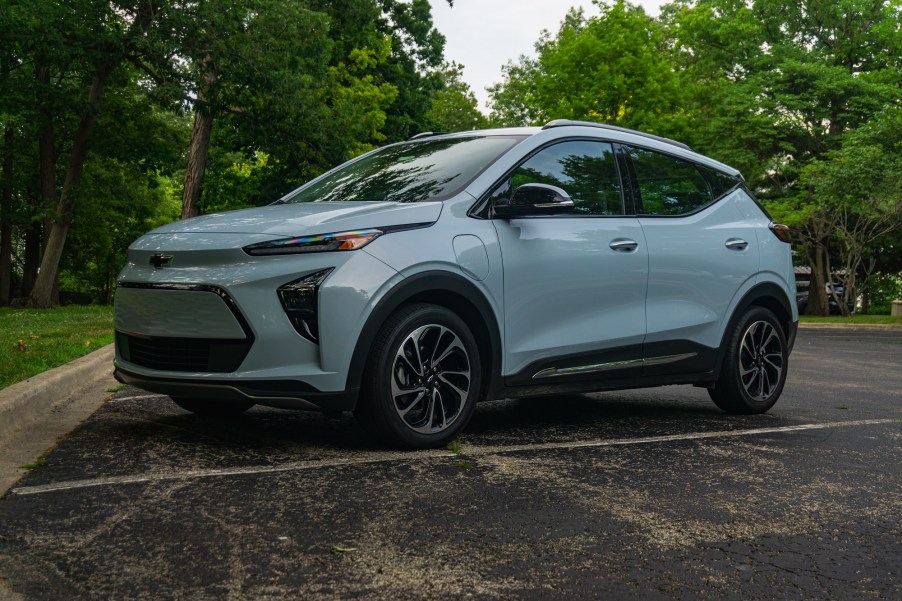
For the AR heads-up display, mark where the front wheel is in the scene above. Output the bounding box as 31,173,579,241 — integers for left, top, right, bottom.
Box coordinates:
355,303,481,449
709,306,788,414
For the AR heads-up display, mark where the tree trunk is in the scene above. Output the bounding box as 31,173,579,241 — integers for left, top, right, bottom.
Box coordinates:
22,219,41,296
180,106,215,219
805,244,829,316
859,257,876,315
25,3,159,308
0,126,12,305
27,62,113,308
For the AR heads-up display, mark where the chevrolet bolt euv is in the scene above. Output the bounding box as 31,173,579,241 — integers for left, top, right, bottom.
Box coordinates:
114,120,797,449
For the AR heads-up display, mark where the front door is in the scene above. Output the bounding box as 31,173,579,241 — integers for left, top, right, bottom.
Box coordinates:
490,139,649,383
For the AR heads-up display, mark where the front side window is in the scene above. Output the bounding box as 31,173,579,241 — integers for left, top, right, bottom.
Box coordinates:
626,147,713,216
492,140,624,215
281,136,525,204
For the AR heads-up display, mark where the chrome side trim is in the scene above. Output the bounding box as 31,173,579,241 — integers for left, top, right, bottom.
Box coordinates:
533,352,698,379
534,200,575,209
643,352,698,367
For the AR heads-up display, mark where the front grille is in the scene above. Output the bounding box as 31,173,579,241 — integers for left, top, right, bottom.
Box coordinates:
117,332,252,373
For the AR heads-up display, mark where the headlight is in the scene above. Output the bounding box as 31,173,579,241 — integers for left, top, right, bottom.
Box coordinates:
243,229,382,256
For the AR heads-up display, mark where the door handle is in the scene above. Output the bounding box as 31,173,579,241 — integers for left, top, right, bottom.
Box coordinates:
725,238,748,251
610,239,639,252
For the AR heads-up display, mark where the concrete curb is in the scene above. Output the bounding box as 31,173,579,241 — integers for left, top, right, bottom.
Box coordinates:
0,344,114,443
798,322,902,331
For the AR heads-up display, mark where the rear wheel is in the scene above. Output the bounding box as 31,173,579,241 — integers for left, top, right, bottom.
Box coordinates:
355,303,481,449
709,306,788,414
171,397,254,416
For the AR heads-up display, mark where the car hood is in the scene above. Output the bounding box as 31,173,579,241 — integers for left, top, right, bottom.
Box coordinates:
148,201,443,238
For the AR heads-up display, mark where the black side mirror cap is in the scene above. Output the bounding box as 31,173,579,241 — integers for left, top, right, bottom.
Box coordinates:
494,183,575,218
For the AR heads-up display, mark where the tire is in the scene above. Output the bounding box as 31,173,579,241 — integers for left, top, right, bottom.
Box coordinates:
709,306,788,414
171,397,254,416
354,303,481,449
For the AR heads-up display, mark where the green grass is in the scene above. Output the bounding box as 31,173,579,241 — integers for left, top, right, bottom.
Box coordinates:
0,305,114,390
799,315,902,325
20,451,50,470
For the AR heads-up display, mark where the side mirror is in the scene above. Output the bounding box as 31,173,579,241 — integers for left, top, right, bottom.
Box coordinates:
494,183,575,218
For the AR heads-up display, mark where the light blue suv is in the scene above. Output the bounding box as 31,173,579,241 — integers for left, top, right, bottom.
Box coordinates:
114,120,798,449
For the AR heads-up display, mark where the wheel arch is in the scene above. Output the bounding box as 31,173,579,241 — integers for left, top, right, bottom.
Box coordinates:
714,282,794,380
346,271,503,405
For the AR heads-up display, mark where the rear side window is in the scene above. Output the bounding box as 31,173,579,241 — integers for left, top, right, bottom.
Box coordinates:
626,146,713,216
495,140,624,215
699,165,742,199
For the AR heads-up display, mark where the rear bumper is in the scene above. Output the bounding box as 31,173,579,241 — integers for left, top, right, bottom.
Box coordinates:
114,367,359,413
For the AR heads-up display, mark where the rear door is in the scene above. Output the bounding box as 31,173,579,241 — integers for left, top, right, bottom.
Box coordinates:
622,145,755,376
491,139,648,383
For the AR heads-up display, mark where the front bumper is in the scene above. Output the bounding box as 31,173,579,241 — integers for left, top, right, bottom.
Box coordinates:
787,319,798,354
114,367,359,413
114,235,402,395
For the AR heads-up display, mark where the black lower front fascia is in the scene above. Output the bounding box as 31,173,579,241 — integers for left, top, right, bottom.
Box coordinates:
114,367,359,413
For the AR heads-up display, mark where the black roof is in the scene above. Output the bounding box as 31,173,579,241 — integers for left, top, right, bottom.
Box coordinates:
542,119,692,151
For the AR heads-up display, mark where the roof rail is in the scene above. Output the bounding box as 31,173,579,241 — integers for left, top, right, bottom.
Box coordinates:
542,119,692,151
407,131,444,141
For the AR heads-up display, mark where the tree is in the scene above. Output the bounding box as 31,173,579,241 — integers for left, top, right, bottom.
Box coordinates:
425,62,487,132
488,1,688,138
5,0,172,308
0,0,458,307
176,0,333,219
178,0,453,218
799,107,902,315
665,0,902,314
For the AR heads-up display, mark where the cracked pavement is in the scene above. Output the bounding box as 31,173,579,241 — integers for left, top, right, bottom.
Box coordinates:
0,327,900,600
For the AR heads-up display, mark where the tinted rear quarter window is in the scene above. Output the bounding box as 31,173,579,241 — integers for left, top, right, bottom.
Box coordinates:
699,164,742,199
627,146,713,216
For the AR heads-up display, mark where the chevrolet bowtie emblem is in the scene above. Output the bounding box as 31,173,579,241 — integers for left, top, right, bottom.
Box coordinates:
149,253,173,268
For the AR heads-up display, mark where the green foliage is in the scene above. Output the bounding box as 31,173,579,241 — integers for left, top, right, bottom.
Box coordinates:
864,273,902,315
489,2,689,138
61,156,180,302
0,0,472,303
800,108,902,219
798,315,902,325
425,63,487,132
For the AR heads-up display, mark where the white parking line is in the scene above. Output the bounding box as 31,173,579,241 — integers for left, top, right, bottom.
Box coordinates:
106,394,167,404
10,418,897,497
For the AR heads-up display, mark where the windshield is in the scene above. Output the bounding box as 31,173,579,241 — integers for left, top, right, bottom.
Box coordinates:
281,135,525,203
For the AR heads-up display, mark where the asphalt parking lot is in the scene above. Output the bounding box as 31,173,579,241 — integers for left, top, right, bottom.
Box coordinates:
0,327,900,600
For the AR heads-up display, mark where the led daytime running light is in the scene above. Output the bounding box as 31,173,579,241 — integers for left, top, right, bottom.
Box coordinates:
244,229,383,256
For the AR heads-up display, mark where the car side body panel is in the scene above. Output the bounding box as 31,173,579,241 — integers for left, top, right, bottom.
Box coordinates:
639,190,760,352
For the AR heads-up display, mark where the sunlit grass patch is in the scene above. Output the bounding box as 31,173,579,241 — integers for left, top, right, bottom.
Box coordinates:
0,306,114,390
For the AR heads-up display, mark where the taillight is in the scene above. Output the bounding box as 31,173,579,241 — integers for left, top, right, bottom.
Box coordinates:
277,268,333,343
769,222,791,243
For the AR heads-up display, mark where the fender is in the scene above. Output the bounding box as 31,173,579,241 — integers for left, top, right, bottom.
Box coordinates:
345,270,504,404
713,281,795,380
